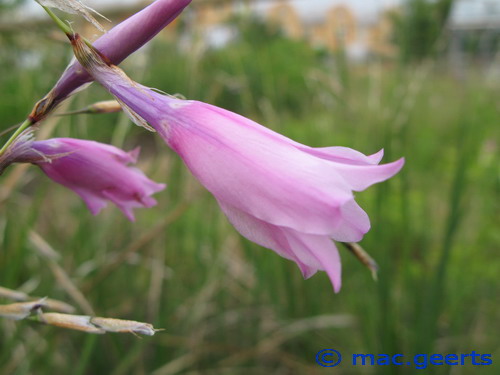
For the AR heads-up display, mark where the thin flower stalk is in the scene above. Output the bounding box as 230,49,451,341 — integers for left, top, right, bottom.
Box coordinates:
0,286,75,314
56,100,122,116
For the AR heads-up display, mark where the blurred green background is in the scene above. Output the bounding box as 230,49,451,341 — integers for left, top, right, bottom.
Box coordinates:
0,0,499,374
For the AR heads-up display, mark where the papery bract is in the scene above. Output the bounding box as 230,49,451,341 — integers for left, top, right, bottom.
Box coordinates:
37,0,108,33
72,36,404,292
6,133,165,221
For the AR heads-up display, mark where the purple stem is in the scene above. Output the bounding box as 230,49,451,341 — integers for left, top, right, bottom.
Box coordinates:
51,0,191,106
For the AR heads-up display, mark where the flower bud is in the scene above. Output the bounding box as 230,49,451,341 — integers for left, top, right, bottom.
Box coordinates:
90,317,158,336
40,313,106,334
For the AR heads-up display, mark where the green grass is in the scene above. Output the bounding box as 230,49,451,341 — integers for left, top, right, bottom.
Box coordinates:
0,20,498,374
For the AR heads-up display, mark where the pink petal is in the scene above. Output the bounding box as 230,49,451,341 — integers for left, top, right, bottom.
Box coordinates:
297,146,384,165
330,157,405,191
218,200,316,277
367,149,385,164
102,189,136,221
162,103,359,236
283,229,342,293
219,201,343,292
72,187,108,215
330,199,370,242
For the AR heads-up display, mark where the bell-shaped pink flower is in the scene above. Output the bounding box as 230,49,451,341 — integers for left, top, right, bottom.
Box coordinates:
3,132,165,221
72,36,404,292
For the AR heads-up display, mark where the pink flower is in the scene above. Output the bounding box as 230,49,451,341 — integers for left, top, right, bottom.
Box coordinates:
72,36,404,292
2,132,165,221
31,0,191,121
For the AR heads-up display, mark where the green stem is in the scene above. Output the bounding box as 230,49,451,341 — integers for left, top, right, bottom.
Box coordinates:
0,5,100,157
0,6,94,158
41,6,94,48
0,119,32,157
0,123,21,138
0,7,68,158
41,6,73,35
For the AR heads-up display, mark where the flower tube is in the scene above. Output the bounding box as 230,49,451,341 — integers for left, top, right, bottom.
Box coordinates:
71,35,404,292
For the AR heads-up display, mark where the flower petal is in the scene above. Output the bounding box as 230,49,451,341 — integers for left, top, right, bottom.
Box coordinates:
297,146,384,165
331,199,370,242
329,157,405,191
72,187,108,215
218,200,316,277
167,109,355,235
219,201,342,292
283,228,342,293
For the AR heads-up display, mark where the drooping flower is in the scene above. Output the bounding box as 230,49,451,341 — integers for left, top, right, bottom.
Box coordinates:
1,130,165,221
30,0,191,122
71,35,404,292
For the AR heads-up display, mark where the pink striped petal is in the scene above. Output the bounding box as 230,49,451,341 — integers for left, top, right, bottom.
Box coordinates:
297,146,384,165
220,201,343,292
329,157,405,191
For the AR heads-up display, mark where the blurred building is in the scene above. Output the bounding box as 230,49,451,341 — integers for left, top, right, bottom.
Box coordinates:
187,0,398,60
267,1,303,39
301,5,358,50
366,9,397,57
265,0,398,59
3,0,400,60
447,0,500,78
449,0,500,30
